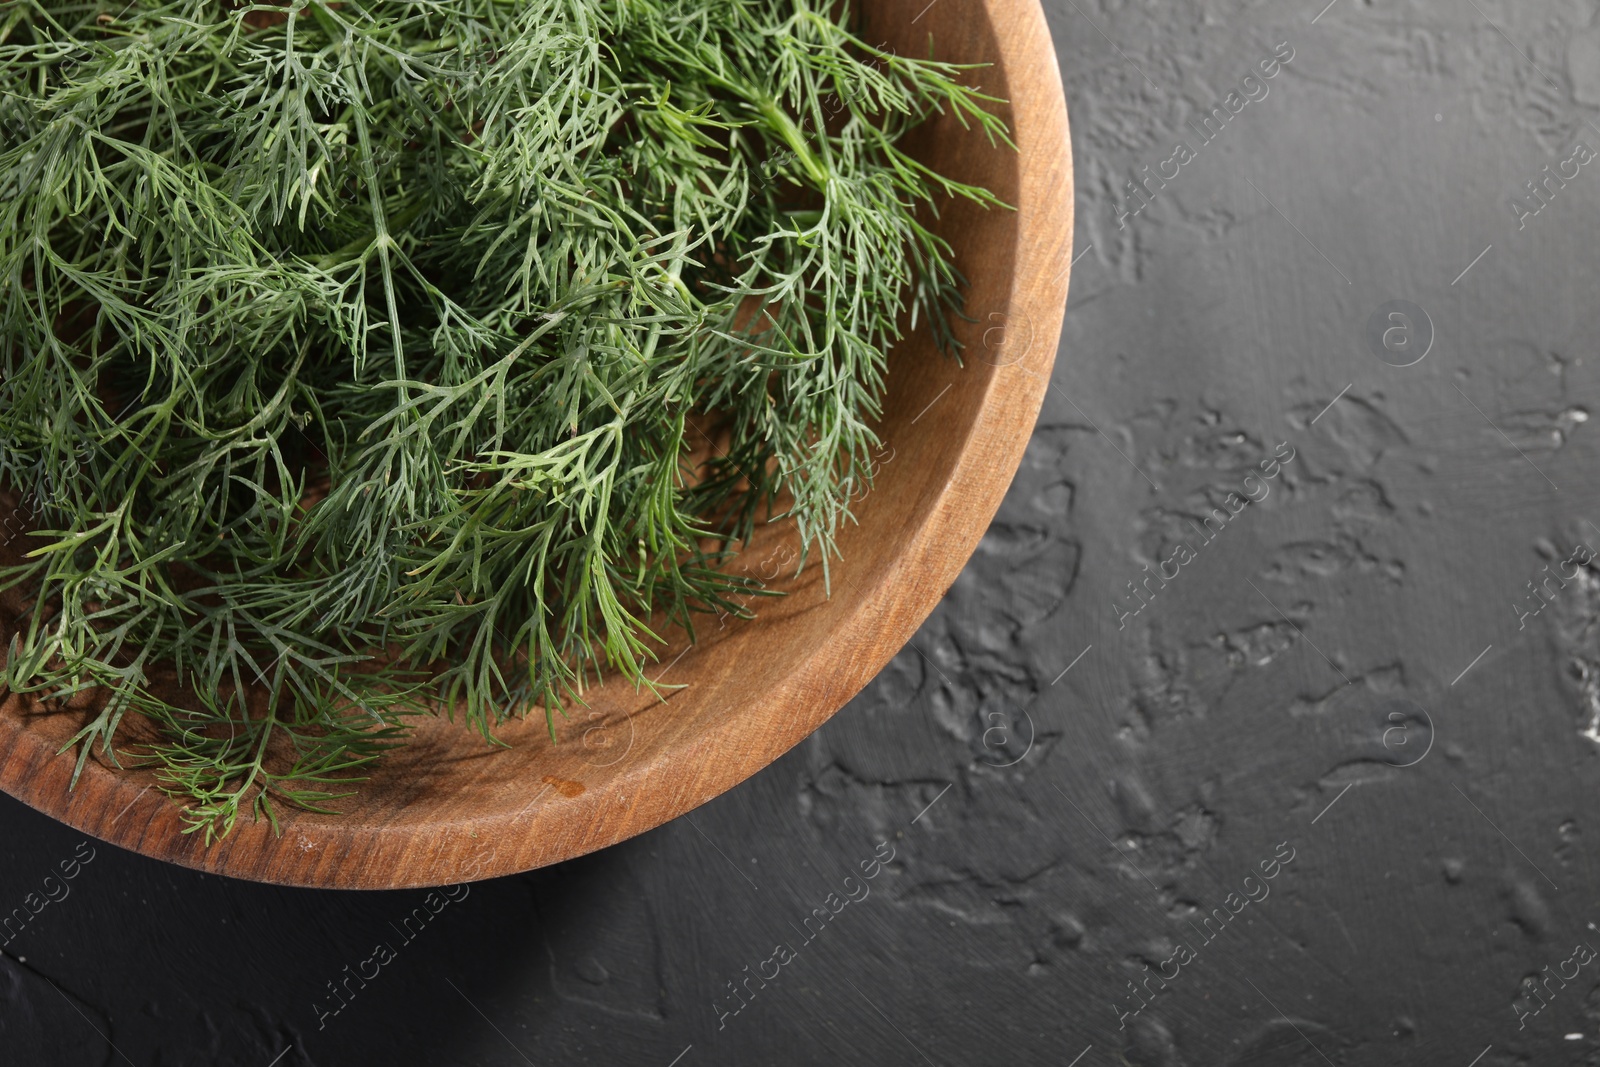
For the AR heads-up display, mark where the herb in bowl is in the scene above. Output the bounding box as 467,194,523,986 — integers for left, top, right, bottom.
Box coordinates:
0,0,1007,841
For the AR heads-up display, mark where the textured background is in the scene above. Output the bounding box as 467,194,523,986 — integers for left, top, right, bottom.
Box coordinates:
5,0,1600,1063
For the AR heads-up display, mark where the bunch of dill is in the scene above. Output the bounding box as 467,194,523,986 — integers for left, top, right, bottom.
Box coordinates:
0,0,1006,841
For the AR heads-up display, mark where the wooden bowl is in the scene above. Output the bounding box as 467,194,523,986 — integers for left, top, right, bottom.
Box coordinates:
0,0,1072,888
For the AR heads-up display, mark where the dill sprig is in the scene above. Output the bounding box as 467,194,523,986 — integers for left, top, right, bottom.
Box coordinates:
0,0,1007,842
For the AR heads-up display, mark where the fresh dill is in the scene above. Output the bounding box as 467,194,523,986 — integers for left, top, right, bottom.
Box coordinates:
0,0,1007,842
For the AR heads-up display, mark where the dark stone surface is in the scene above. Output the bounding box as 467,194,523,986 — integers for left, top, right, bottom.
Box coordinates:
5,0,1600,1063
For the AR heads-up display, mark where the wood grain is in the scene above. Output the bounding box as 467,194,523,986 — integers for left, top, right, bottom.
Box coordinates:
0,0,1073,889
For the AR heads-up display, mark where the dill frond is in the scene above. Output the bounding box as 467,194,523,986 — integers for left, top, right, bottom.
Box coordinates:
0,0,1007,840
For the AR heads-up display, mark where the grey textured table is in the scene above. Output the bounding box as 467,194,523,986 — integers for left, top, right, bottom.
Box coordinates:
4,1,1599,1064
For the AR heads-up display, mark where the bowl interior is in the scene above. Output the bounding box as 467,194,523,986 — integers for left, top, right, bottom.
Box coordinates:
0,0,1071,888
